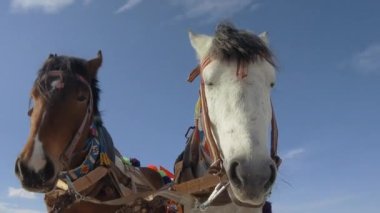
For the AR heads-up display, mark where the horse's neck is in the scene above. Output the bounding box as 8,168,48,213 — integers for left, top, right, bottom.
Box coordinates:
194,151,210,178
195,142,214,178
95,124,117,161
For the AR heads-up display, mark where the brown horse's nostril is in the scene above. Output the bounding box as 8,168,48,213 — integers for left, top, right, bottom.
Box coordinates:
15,158,23,180
15,156,56,191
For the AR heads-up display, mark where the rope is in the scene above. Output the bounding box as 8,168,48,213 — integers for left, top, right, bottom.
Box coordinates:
198,182,230,211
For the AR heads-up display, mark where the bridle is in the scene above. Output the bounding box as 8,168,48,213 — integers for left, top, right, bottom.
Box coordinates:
187,55,281,174
182,56,281,209
36,71,162,212
37,70,94,169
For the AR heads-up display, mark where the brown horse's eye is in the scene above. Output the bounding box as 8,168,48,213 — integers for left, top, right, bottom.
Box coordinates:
28,99,34,116
77,95,87,102
27,108,33,116
77,88,88,102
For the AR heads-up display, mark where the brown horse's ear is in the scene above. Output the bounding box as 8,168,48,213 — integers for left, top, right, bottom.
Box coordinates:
47,53,58,60
86,50,102,78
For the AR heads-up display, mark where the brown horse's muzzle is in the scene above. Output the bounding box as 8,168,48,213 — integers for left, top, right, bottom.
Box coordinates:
15,156,56,192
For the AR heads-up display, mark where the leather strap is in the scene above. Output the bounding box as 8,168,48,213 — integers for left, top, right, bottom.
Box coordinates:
56,166,108,193
270,101,281,167
188,65,200,83
199,80,222,168
188,56,223,171
174,174,222,194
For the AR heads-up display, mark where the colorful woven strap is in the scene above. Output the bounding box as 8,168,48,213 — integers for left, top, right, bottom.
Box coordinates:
60,125,112,181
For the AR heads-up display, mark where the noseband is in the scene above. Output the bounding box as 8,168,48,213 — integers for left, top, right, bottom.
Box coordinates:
38,70,94,168
187,56,281,174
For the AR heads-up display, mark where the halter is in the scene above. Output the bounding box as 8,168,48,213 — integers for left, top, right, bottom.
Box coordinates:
188,56,281,174
38,70,94,168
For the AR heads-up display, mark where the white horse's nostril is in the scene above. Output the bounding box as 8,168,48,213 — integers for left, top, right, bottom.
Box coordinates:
264,164,276,190
228,158,276,198
229,161,243,187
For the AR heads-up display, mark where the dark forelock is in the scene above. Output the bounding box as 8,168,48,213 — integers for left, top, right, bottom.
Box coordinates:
35,55,101,116
209,22,275,66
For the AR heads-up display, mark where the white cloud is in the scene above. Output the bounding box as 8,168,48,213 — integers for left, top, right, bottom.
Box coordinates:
171,0,261,22
8,187,37,199
115,0,143,14
83,0,92,5
283,148,305,160
352,43,380,74
250,3,261,11
0,202,42,213
10,0,75,14
115,0,261,21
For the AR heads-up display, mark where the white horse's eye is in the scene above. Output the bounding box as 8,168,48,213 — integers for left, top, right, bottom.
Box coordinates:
270,82,275,88
206,82,214,86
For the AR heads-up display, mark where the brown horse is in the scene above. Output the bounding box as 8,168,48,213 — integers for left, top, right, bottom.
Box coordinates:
15,51,166,213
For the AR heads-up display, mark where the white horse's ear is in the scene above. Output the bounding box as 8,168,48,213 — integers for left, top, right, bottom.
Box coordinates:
258,32,269,45
189,31,213,60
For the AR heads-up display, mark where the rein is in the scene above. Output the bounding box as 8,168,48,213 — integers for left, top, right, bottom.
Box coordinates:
188,57,223,174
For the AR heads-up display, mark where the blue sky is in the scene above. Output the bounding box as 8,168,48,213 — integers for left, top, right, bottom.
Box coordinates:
0,0,379,212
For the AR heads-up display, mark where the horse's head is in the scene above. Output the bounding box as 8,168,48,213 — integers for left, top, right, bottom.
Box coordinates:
15,51,102,192
189,23,278,206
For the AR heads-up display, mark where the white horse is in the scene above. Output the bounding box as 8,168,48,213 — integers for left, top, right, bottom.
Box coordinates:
175,23,280,213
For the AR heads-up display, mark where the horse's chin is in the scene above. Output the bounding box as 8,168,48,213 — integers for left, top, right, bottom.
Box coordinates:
20,176,57,193
227,186,267,208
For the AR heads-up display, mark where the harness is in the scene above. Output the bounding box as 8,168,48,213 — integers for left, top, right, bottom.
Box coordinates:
45,121,159,212
60,124,113,180
170,56,281,211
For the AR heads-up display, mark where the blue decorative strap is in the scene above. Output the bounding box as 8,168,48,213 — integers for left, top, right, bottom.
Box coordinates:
60,124,112,181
